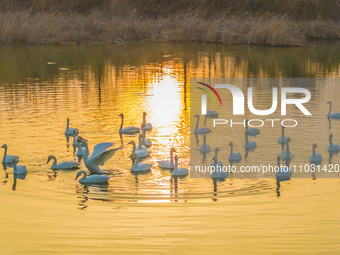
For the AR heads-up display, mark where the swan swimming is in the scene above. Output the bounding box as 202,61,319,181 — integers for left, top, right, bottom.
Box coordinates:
309,143,322,164
158,147,176,169
328,134,340,152
1,144,19,164
206,110,218,116
64,118,79,135
194,114,211,134
276,156,292,178
47,155,80,170
244,131,257,149
12,158,27,174
277,125,288,144
141,124,152,147
130,153,153,172
245,119,259,136
118,113,140,134
141,112,152,131
210,148,223,168
128,140,150,158
211,156,228,179
228,142,242,161
172,155,188,177
280,138,292,160
75,170,110,184
327,101,340,119
199,134,211,152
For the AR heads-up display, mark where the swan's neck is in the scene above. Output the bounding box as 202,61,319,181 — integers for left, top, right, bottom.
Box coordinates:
132,143,136,153
230,144,233,155
66,119,70,131
133,156,140,167
328,103,332,116
277,158,281,168
142,127,146,143
143,114,146,125
120,116,124,131
138,136,142,150
281,126,285,137
51,157,57,168
245,120,249,131
245,133,249,144
80,172,87,182
195,116,199,131
286,141,290,153
83,144,89,161
203,136,206,147
214,149,218,160
170,150,174,168
3,147,7,160
13,161,17,172
312,146,316,157
329,136,333,147
174,157,178,171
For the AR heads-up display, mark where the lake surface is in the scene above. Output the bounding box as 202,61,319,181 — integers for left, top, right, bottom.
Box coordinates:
1,42,340,254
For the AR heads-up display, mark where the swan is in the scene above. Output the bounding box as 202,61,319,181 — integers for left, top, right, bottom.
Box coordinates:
211,156,228,179
1,144,19,164
244,131,257,149
327,101,340,119
118,113,140,134
137,134,148,151
199,134,211,152
228,142,242,161
172,155,188,177
12,158,27,174
64,118,79,135
81,140,121,174
245,119,259,135
158,147,176,169
47,155,80,170
206,110,218,116
141,124,152,147
128,141,150,158
75,170,110,184
194,114,211,134
210,148,223,168
328,134,340,152
309,143,322,164
276,156,292,178
76,142,88,159
280,138,292,160
130,153,153,172
141,112,152,131
277,125,288,144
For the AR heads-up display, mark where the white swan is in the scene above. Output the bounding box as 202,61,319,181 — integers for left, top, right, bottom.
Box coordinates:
158,147,176,169
47,155,80,170
64,118,79,135
137,134,148,151
1,144,19,164
280,138,292,160
277,125,288,144
141,124,152,147
228,142,242,161
141,112,152,131
206,110,218,116
128,141,150,158
328,134,340,152
210,148,223,168
276,156,292,178
118,113,140,134
310,143,322,164
12,158,27,174
244,131,257,149
130,153,153,172
199,134,211,152
172,155,188,177
194,114,211,134
327,101,340,119
245,119,259,135
81,140,121,174
211,156,228,179
75,170,110,184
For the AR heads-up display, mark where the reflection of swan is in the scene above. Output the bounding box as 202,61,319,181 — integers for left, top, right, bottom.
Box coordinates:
141,112,152,131
327,101,340,119
277,125,288,144
158,147,176,169
210,148,223,168
47,155,80,170
276,156,292,178
130,153,152,172
172,155,188,177
199,134,211,152
310,143,322,164
141,124,152,147
280,138,292,160
118,113,140,134
244,131,257,149
1,144,19,164
12,159,27,174
327,134,340,152
245,119,259,136
64,118,79,135
194,114,211,134
228,142,242,161
75,170,110,184
128,141,150,158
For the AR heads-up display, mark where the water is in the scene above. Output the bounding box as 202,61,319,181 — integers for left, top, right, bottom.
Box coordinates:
1,42,340,254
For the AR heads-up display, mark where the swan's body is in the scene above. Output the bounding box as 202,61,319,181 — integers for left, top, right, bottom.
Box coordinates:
328,134,340,152
310,143,322,164
118,113,140,134
47,155,80,170
1,144,19,164
13,159,27,174
210,148,223,168
64,118,79,135
172,155,188,177
158,147,176,169
141,124,152,147
75,170,110,184
141,112,152,131
228,142,242,161
276,156,292,178
76,142,88,158
244,131,257,149
245,119,259,136
277,125,288,144
211,156,228,179
194,114,211,134
128,141,150,158
130,153,153,172
327,101,340,119
206,111,218,116
280,138,292,160
199,134,211,152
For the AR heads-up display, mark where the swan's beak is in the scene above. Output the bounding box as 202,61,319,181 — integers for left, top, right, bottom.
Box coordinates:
315,144,318,147
1,145,4,148
46,159,50,164
75,175,79,180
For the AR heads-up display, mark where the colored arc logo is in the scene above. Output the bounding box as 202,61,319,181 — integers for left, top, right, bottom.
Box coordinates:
196,82,223,106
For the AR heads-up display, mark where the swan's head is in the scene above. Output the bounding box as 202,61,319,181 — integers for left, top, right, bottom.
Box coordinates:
313,143,318,148
47,155,54,164
118,113,123,117
330,134,334,138
75,171,85,180
193,114,199,118
212,156,216,160
170,147,177,152
128,141,136,145
229,142,233,146
1,144,7,149
287,138,292,142
67,117,70,121
143,112,147,116
12,158,16,163
215,148,220,152
326,101,331,104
